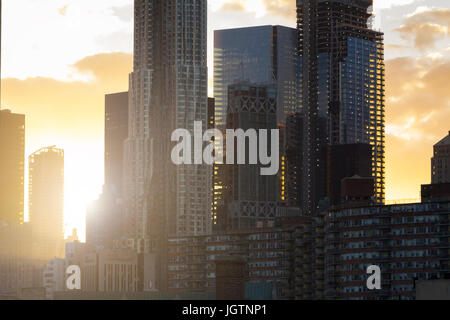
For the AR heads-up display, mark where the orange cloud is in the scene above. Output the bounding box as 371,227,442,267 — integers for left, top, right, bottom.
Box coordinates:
385,55,450,200
1,52,132,149
395,8,450,50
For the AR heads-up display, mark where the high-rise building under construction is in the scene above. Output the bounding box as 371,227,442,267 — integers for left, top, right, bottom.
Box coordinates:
297,0,385,214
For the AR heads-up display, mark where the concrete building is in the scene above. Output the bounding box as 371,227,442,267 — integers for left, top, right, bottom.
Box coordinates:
86,93,128,251
0,109,25,225
432,131,450,184
105,92,128,197
213,25,300,213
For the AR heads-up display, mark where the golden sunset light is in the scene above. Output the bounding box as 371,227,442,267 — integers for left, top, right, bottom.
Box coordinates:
2,0,448,240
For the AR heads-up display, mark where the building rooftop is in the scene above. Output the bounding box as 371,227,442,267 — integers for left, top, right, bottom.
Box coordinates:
435,131,450,146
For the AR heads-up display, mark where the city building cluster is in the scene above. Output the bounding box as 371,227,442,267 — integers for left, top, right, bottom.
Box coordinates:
0,0,449,300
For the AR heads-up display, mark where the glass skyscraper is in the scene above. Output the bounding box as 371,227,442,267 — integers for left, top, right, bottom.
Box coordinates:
214,25,299,128
297,0,385,214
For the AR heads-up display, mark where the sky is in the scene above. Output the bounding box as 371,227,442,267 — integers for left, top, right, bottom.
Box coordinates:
1,0,449,240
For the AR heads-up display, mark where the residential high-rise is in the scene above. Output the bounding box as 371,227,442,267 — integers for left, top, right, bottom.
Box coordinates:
297,0,385,214
284,112,304,208
432,131,450,184
214,25,299,128
29,146,65,261
124,0,209,289
214,25,300,210
0,109,25,225
105,92,129,196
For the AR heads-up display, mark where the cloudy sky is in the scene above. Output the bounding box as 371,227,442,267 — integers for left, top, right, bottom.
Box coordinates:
1,0,449,239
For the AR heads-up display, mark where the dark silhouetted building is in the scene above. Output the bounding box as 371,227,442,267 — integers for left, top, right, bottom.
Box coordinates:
86,186,124,251
298,0,385,214
218,83,278,231
0,109,25,225
167,223,296,300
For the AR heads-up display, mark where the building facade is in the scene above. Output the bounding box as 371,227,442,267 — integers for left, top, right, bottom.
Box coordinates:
0,109,25,225
432,131,450,184
167,225,296,300
216,83,279,231
43,258,66,300
297,0,385,214
29,146,65,261
124,0,210,253
214,25,299,128
294,202,450,300
82,249,157,293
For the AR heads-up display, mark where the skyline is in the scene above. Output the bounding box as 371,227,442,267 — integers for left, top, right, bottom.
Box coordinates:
0,0,449,239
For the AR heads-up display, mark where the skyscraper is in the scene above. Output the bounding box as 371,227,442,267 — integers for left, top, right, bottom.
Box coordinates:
297,0,385,214
214,25,299,128
29,146,64,261
124,1,210,289
105,92,129,197
0,109,25,225
432,131,450,184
